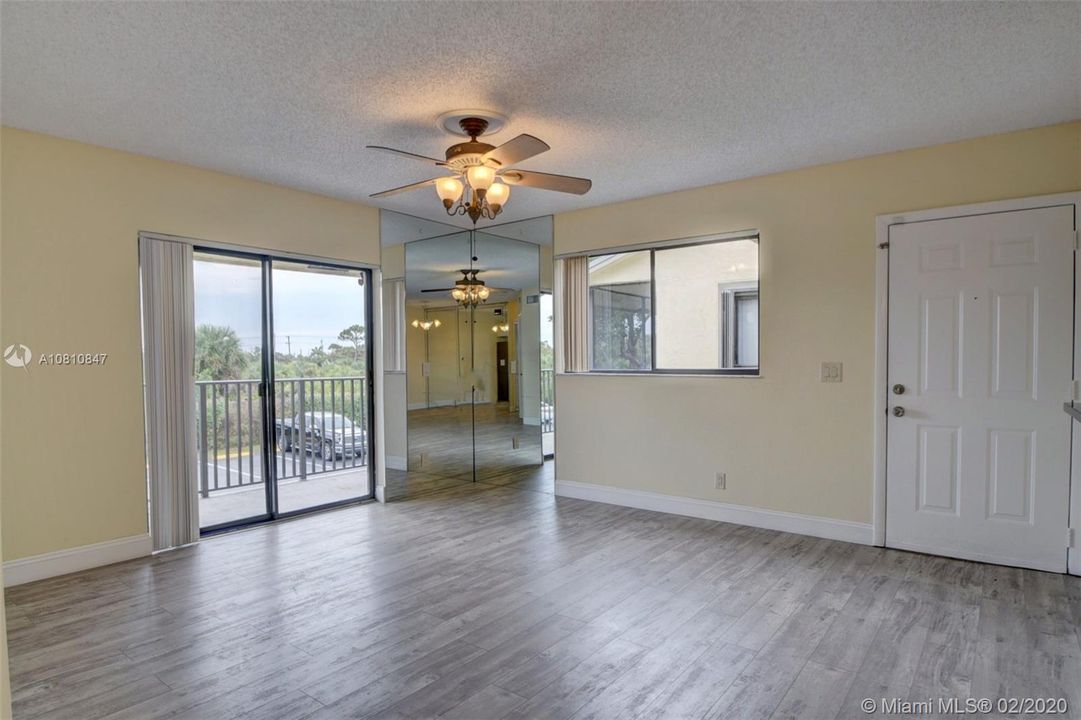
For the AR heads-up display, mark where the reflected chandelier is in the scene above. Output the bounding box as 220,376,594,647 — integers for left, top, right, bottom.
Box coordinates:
451,269,490,308
411,318,441,331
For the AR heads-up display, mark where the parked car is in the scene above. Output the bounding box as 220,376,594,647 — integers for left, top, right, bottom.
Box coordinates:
276,411,366,462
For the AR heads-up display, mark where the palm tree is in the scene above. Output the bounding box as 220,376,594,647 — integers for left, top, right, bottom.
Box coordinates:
195,325,251,380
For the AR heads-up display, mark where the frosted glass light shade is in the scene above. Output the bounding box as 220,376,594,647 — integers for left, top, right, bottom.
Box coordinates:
466,165,496,191
435,177,464,203
486,182,509,207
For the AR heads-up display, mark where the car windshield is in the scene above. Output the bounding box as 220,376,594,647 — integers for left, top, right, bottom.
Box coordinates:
307,414,353,430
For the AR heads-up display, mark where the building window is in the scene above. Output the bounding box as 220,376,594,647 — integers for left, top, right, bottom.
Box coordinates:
585,234,759,375
588,251,652,371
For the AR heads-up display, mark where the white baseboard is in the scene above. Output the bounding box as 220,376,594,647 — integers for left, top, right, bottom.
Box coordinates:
3,533,153,587
554,480,873,546
408,400,492,411
386,455,407,471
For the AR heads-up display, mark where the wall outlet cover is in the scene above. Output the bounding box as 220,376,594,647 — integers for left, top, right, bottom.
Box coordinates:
820,362,843,382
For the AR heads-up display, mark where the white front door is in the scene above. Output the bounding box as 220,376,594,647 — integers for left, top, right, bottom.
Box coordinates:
886,204,1075,572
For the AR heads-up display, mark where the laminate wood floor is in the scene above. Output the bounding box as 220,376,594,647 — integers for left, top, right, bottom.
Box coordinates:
7,467,1081,720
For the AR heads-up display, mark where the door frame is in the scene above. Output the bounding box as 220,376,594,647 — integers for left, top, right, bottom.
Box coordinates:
872,193,1080,573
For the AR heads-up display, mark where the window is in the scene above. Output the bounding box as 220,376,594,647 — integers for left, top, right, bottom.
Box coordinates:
588,251,652,370
586,235,759,374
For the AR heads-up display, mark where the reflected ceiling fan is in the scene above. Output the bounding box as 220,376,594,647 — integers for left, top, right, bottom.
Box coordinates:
421,269,516,308
368,111,591,224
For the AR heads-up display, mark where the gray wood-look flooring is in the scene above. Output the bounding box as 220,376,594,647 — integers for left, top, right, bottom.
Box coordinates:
6,465,1081,720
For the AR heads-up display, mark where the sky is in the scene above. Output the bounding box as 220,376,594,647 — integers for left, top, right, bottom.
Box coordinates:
194,257,367,355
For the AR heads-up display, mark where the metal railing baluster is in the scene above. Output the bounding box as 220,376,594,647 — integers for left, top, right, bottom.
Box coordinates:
248,382,255,486
212,383,219,492
350,378,356,469
224,385,231,488
299,380,307,481
199,384,209,498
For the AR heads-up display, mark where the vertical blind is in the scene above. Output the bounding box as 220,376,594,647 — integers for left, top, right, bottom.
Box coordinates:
140,235,200,550
556,256,589,372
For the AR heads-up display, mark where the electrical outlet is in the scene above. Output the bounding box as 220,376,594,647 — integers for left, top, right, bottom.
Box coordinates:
820,362,843,383
715,472,726,490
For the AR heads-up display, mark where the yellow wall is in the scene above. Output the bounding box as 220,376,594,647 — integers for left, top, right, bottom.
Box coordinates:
554,121,1081,524
0,127,380,561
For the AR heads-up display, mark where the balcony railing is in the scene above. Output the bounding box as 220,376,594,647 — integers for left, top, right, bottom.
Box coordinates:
541,369,554,433
196,376,368,498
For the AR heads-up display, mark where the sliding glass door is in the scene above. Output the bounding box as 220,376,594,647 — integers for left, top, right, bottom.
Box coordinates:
193,249,373,533
193,252,271,529
271,261,372,515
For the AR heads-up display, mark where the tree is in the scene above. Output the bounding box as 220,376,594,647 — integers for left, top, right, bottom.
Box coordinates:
195,325,252,380
337,324,366,363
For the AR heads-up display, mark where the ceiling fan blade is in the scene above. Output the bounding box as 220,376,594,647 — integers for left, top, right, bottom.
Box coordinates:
420,288,455,292
500,169,592,195
482,134,550,167
366,145,446,166
369,177,441,199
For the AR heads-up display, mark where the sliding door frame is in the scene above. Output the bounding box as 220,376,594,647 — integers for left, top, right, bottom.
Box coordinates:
193,247,275,533
188,244,376,536
267,256,376,522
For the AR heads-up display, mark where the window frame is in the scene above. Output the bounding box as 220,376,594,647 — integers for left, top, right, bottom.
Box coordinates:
717,282,759,370
583,233,760,377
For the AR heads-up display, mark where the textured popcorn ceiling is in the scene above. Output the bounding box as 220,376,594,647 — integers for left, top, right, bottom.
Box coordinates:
1,1,1078,228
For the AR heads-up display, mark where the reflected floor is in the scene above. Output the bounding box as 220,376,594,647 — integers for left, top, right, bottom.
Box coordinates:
407,403,543,481
386,460,553,502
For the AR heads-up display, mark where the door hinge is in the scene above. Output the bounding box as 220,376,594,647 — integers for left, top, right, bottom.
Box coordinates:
1072,380,1081,403
1069,528,1075,549
1074,230,1080,251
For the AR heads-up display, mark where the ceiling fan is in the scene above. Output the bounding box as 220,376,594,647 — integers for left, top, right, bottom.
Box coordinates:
420,269,516,308
368,114,591,224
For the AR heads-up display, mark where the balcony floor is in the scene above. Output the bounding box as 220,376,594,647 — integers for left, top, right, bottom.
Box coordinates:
199,466,370,528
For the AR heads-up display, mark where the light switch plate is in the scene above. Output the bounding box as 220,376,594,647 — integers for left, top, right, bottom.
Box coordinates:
821,362,843,383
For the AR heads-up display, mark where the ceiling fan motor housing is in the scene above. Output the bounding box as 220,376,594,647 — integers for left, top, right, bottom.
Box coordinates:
444,140,496,171
443,117,500,172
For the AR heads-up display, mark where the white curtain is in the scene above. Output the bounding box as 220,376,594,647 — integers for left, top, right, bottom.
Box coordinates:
140,235,199,550
556,256,589,372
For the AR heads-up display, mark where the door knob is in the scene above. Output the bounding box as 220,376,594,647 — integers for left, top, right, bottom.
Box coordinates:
892,384,905,395
892,406,905,417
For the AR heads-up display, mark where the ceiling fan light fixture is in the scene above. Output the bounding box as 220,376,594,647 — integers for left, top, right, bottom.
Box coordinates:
466,165,496,192
368,112,589,225
486,181,509,211
435,176,464,207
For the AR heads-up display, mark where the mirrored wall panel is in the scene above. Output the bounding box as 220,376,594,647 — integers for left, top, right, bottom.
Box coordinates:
401,216,548,485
